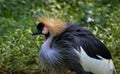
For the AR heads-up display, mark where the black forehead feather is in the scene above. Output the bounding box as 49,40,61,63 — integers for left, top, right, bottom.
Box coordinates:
37,22,44,30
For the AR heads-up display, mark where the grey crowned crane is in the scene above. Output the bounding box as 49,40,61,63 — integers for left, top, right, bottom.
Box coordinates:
32,17,117,74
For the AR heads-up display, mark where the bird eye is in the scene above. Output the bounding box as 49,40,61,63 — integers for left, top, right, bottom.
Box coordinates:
37,22,45,30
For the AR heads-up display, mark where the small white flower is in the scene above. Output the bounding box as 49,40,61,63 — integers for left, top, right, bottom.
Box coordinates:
88,10,92,14
87,17,94,23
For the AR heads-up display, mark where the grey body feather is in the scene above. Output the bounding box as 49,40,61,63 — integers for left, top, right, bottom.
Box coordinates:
39,23,116,74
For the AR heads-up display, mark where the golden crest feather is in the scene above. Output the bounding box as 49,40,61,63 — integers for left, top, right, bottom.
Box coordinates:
39,17,67,36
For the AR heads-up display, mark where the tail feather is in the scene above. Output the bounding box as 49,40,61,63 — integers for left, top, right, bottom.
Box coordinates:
113,69,117,74
109,60,117,74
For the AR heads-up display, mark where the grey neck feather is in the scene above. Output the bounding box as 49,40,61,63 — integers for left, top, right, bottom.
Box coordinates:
39,36,64,74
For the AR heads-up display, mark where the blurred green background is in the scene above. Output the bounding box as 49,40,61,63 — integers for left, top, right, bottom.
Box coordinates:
0,0,120,74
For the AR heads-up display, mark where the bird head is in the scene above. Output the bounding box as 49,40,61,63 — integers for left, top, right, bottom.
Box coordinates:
32,22,49,35
32,17,67,37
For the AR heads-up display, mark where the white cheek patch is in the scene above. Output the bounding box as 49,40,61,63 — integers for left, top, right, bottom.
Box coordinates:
42,27,48,34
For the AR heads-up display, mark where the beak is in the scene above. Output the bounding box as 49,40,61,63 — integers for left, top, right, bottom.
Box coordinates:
32,30,42,35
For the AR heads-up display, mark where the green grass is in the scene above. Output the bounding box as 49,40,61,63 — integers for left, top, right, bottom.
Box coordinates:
0,0,120,74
